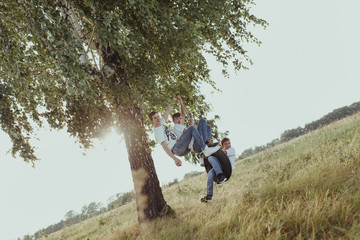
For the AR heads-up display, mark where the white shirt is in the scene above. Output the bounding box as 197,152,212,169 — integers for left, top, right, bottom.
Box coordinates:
173,123,194,150
225,147,236,170
173,124,185,138
154,118,177,150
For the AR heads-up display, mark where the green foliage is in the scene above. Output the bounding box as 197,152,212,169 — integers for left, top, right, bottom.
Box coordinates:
81,202,103,216
0,0,266,163
64,210,77,220
107,191,135,209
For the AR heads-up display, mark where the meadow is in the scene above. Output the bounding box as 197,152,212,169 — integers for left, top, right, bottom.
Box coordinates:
41,112,360,240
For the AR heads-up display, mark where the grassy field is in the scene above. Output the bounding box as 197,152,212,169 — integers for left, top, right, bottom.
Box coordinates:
41,113,360,240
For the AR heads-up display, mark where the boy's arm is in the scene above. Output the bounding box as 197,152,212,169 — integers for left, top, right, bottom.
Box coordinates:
189,118,195,126
163,104,173,122
177,96,193,126
226,148,236,157
179,98,186,125
160,142,182,166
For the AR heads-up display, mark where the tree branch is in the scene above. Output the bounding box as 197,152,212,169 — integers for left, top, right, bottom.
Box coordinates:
59,0,90,66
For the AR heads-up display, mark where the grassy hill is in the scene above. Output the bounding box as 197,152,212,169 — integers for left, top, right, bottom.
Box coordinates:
41,113,360,240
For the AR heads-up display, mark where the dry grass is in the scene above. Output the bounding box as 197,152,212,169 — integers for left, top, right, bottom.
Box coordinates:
41,113,360,240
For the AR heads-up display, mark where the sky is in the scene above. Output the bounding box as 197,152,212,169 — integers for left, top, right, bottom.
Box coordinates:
1,0,360,239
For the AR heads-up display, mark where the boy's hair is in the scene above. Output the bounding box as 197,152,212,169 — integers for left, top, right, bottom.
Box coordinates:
148,111,158,121
221,137,230,146
172,112,181,121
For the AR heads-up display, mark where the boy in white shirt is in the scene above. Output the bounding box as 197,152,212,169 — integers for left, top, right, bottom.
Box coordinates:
172,112,194,152
172,96,211,151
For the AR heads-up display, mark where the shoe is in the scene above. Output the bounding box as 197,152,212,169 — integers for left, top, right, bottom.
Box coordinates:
201,195,212,203
207,142,219,147
199,156,205,167
202,145,220,157
217,174,227,184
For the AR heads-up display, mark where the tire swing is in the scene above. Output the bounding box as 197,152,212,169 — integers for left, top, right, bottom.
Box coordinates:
203,147,232,182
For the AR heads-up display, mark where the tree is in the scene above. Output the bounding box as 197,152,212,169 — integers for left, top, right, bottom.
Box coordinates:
81,202,102,216
0,0,266,222
64,210,77,220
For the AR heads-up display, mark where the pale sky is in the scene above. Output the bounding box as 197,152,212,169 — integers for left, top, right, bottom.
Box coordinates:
1,0,360,239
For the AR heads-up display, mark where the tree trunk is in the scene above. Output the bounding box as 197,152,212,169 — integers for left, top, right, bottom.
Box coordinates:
120,106,173,222
100,47,172,221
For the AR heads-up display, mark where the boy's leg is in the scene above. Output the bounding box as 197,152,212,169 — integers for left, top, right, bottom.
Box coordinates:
208,156,223,175
206,125,211,142
178,126,206,153
208,156,227,184
172,127,194,156
197,118,211,143
207,169,215,196
174,126,219,157
201,168,215,203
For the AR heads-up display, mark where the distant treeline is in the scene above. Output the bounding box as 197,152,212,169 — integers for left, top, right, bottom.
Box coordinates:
19,170,203,240
239,101,360,159
20,191,135,240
